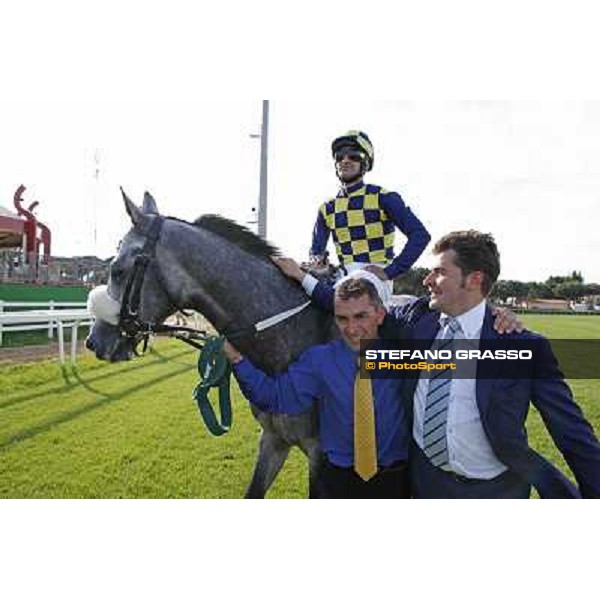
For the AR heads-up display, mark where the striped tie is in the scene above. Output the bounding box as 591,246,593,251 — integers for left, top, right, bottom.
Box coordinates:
422,316,462,468
354,359,378,481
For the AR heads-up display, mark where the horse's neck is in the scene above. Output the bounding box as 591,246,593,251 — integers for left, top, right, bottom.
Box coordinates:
158,221,304,333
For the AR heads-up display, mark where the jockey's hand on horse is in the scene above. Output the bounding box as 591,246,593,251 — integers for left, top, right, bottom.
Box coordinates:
491,307,524,334
270,256,306,283
364,265,389,281
223,340,244,364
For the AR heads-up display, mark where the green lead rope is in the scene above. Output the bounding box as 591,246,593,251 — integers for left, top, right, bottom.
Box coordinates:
192,336,233,436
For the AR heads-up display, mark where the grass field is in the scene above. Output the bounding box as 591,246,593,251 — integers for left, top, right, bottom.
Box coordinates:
0,314,598,498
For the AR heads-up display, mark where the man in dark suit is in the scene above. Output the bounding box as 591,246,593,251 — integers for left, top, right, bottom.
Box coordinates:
273,230,600,498
393,231,600,498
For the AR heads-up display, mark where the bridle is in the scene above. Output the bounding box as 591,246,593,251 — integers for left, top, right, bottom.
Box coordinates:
117,215,208,353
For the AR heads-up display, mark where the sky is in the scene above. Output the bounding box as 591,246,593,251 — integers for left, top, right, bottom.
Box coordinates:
2,98,599,284
1,3,599,286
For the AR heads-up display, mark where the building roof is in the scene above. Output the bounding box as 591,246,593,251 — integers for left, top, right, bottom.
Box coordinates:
0,207,25,248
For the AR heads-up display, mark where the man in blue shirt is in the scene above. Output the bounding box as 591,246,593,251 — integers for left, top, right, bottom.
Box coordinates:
224,275,411,499
310,130,430,282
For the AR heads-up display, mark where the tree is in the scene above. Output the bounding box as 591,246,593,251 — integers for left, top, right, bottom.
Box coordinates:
555,282,586,301
571,270,584,283
546,271,584,288
394,267,429,296
491,280,523,302
528,282,554,299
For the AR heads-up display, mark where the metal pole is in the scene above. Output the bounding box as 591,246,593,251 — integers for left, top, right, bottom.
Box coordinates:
93,149,100,254
258,100,269,238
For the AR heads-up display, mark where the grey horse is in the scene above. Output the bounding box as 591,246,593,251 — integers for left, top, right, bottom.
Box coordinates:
86,190,336,498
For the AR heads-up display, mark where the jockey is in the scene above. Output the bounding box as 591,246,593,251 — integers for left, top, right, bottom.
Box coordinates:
310,130,431,286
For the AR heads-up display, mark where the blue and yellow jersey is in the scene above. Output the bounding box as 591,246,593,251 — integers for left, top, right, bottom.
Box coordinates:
310,182,430,279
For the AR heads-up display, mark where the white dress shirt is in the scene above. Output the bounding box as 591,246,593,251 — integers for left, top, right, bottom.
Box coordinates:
413,300,508,479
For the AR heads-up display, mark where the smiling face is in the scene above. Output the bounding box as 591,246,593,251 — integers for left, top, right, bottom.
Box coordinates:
423,249,485,316
334,293,386,350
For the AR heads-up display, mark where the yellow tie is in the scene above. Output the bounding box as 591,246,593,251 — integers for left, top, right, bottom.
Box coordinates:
354,359,378,481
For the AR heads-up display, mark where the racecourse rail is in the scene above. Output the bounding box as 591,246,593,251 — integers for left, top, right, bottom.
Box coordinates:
0,300,92,363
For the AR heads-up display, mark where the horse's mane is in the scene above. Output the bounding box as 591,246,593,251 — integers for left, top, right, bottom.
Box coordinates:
194,214,281,261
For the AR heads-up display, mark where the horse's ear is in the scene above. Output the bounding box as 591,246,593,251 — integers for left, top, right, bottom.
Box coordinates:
142,191,159,215
121,187,143,226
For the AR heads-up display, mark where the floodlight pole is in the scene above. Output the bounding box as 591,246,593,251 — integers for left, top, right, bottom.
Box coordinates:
93,149,100,253
257,100,269,238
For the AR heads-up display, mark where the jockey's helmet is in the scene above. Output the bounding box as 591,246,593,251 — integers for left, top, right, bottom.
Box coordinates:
331,130,374,172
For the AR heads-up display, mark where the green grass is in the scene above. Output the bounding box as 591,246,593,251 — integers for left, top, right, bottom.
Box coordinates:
0,341,307,498
0,314,597,498
521,314,600,339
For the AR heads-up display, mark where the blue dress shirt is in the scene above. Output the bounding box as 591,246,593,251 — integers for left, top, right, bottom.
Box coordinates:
233,339,409,468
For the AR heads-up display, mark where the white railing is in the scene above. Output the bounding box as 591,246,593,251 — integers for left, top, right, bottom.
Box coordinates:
0,300,92,363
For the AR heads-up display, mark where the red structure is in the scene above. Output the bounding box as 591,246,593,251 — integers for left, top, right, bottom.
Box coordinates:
12,184,52,267
0,185,52,281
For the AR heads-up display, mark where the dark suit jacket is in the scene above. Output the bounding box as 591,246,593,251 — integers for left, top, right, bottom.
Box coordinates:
313,283,600,498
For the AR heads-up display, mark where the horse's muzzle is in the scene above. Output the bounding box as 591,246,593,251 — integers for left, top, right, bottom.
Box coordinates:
86,320,134,362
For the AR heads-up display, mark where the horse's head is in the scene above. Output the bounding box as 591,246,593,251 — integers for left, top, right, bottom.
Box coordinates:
86,189,174,361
